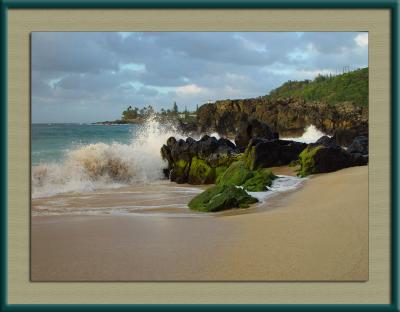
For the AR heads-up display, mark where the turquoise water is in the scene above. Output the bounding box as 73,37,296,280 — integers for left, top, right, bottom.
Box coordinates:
31,120,183,198
31,123,138,165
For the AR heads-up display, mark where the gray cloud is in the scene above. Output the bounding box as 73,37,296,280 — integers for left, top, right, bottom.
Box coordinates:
32,32,368,123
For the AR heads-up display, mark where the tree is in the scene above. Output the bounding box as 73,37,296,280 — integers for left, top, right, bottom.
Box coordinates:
146,105,155,117
173,102,178,115
122,106,138,120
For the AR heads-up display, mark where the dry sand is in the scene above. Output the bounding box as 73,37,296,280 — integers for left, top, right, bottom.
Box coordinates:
31,166,368,281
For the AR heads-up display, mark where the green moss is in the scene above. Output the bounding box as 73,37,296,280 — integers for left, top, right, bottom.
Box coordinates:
288,160,299,167
188,156,215,184
297,145,323,177
215,166,228,181
188,184,258,212
209,153,240,168
174,159,189,176
242,146,257,170
216,160,254,186
242,169,277,192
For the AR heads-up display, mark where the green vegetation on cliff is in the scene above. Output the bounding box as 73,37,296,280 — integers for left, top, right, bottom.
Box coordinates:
267,67,368,107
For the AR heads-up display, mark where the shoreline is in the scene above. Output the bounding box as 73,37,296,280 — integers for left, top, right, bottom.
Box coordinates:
31,166,368,281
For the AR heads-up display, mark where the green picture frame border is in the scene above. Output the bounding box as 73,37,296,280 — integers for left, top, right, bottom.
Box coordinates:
0,0,398,310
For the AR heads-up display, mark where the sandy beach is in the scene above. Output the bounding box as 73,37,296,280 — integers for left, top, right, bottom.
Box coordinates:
31,166,368,281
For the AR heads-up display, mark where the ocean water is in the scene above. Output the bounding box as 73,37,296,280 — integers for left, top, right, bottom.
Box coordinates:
32,123,137,165
31,120,325,200
31,118,185,198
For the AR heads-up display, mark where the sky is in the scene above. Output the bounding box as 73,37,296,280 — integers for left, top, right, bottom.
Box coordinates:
31,32,368,123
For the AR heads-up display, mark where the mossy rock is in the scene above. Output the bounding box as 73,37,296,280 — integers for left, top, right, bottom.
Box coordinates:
242,169,277,192
216,160,254,186
297,145,323,177
215,166,228,181
208,153,241,168
170,159,190,183
242,146,257,170
188,184,258,212
188,156,215,184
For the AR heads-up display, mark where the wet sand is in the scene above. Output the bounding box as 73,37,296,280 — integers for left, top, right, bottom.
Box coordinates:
31,166,368,281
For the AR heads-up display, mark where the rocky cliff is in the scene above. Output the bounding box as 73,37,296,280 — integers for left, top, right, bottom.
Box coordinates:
196,68,368,146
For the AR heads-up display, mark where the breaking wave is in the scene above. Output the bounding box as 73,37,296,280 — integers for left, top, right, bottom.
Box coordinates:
32,117,184,198
282,124,329,144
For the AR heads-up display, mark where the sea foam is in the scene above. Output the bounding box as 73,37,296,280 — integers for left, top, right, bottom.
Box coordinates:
247,175,306,203
282,124,329,144
32,117,184,198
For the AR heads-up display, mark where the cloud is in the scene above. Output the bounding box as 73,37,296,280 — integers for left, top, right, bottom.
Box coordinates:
176,84,204,96
355,33,368,47
31,32,368,123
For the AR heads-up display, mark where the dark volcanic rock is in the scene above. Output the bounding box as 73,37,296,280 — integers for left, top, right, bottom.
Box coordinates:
347,135,368,156
196,97,368,141
314,135,340,149
298,144,368,177
334,126,368,147
161,135,239,184
243,138,307,170
235,118,278,151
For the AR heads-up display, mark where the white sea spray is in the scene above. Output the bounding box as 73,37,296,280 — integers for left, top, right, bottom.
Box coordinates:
282,124,329,144
32,117,184,198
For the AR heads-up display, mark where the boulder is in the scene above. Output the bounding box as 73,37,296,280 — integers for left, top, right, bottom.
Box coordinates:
243,138,307,170
314,135,339,149
188,156,215,184
334,126,368,147
216,160,277,192
188,184,258,212
161,135,239,184
347,135,368,156
297,144,368,177
234,118,278,151
216,161,254,186
241,169,277,192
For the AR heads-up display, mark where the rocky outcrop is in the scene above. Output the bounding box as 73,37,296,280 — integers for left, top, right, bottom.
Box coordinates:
242,138,307,170
334,126,368,147
217,160,277,192
196,98,368,146
314,135,339,149
234,118,278,151
160,135,239,184
162,121,369,212
195,68,368,145
297,144,368,177
347,135,368,156
188,184,258,212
